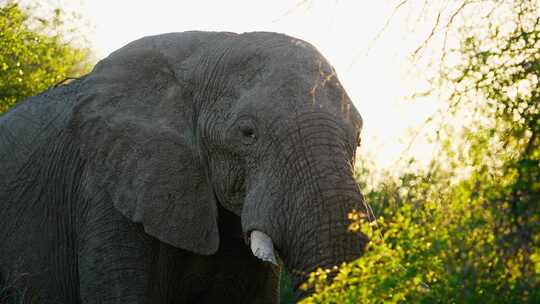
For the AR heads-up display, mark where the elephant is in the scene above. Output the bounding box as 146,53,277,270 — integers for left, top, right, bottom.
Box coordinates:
0,31,368,303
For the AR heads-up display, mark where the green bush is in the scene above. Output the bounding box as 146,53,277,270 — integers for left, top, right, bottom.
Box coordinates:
302,169,540,303
0,0,91,113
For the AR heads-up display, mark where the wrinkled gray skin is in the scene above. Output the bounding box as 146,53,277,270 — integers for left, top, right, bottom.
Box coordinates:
0,31,367,303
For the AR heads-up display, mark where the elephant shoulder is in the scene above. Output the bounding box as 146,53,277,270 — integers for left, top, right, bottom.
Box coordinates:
0,83,80,185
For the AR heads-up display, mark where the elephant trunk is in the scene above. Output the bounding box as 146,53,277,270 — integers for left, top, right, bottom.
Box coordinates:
242,117,368,299
285,187,368,298
290,146,371,300
243,162,368,299
245,187,366,298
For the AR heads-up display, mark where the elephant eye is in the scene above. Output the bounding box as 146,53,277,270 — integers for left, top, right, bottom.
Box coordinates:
236,118,257,144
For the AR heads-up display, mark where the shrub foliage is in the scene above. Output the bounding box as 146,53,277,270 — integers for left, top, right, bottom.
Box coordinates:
0,0,90,113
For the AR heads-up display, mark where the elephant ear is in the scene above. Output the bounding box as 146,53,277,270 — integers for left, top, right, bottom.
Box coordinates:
74,35,219,255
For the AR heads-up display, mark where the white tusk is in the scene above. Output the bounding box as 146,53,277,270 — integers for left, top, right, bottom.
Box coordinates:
250,230,278,266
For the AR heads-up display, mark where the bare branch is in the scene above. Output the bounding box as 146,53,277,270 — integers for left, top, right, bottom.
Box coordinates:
414,0,487,61
412,10,442,58
347,0,413,69
54,76,80,87
365,0,410,54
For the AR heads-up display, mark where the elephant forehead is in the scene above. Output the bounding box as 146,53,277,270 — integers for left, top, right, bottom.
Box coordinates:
233,65,354,120
219,32,329,73
226,35,342,100
233,37,361,132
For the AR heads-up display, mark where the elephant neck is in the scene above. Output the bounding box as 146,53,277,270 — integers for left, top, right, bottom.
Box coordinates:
0,81,82,179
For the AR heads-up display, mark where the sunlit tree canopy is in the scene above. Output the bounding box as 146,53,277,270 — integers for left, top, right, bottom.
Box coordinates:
0,0,91,113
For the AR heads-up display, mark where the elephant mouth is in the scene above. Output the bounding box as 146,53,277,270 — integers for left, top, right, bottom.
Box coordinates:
248,230,279,266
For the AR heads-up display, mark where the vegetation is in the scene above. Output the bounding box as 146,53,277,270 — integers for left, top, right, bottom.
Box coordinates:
301,1,540,303
0,0,91,113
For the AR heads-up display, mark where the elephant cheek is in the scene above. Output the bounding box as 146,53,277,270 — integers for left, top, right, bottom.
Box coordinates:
240,181,285,254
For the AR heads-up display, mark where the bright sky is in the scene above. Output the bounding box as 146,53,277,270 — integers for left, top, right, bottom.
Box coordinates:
53,0,443,170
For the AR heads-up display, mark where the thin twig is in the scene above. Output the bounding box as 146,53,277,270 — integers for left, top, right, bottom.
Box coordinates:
347,0,411,69
366,0,410,53
412,11,442,59
54,76,79,87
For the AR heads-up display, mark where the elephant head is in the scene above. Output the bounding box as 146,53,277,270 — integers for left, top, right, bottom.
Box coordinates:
74,31,368,298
